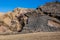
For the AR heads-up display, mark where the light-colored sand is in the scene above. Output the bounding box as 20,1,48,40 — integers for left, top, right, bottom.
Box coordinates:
0,32,60,40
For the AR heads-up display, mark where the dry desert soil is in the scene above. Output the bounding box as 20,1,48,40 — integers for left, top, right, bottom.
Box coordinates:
0,32,60,40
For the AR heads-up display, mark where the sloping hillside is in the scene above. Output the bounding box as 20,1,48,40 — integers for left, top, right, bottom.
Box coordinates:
0,2,60,34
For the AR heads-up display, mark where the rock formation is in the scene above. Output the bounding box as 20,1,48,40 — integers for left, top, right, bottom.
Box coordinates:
37,2,60,18
0,2,60,34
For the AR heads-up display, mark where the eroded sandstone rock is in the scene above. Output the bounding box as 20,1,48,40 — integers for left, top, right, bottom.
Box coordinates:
48,20,60,28
0,3,60,34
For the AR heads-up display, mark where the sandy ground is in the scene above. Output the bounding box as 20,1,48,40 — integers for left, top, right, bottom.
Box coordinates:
0,32,60,40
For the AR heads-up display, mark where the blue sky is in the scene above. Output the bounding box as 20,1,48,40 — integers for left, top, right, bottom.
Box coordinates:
0,0,59,12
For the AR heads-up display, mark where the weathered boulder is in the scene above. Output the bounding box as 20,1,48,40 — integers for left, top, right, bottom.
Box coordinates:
48,19,60,28
0,8,33,33
0,12,21,32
